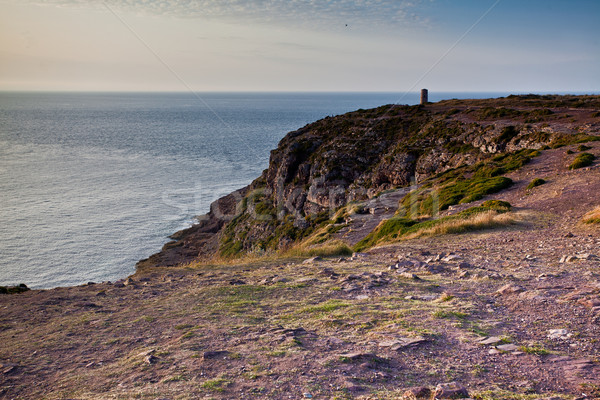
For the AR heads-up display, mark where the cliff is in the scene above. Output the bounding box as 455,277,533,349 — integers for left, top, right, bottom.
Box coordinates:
137,94,600,269
3,94,600,400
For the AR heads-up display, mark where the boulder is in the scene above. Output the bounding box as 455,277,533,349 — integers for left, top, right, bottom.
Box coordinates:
496,284,524,295
433,382,470,399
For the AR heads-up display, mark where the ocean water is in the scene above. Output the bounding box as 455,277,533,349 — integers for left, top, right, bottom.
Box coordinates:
0,91,509,289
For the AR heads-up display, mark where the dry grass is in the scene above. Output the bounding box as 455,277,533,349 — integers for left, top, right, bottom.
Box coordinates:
185,240,352,270
582,206,600,224
401,211,520,240
281,240,353,258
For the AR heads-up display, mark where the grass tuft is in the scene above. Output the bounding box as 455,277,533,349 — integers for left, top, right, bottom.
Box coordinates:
301,300,350,314
525,178,546,190
481,199,512,211
518,345,550,355
200,377,231,392
582,206,600,224
569,152,595,170
282,240,353,258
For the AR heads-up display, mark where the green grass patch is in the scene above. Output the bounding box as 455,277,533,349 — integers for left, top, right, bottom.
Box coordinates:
569,152,595,170
481,199,512,211
525,178,546,190
400,149,539,218
200,378,231,392
474,390,565,400
549,133,600,148
301,300,350,314
518,345,550,355
356,202,514,252
401,176,513,217
432,310,469,320
267,350,287,357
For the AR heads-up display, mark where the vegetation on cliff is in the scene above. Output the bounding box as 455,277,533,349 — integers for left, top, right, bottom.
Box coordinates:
134,94,599,268
355,200,516,251
213,95,599,258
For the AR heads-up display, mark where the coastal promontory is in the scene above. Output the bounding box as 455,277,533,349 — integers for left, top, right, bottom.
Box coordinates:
2,94,600,399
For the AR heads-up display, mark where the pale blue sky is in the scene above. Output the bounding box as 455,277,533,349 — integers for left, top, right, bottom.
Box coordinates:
0,0,598,92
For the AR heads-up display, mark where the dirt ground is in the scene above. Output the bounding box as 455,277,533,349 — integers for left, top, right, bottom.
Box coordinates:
1,144,599,400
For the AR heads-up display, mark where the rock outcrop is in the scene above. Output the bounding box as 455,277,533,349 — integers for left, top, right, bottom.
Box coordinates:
138,94,600,268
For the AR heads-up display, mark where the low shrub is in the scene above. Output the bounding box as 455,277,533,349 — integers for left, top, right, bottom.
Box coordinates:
0,284,29,294
481,200,512,211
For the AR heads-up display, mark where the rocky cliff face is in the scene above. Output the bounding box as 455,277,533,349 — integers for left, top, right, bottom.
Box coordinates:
137,94,600,268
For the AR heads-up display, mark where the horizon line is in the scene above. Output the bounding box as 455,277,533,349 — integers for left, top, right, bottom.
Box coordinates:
2,89,599,95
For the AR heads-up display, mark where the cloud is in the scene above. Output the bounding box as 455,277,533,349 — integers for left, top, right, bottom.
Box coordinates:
25,0,430,30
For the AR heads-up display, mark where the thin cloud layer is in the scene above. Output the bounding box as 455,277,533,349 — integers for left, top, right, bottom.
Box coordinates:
28,0,430,29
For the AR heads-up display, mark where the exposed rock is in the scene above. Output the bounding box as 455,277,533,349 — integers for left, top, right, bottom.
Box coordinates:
399,272,421,280
319,268,339,278
136,187,249,269
144,355,158,364
577,253,597,260
339,352,384,363
496,284,525,295
478,336,504,346
302,256,323,264
496,343,519,352
2,366,17,375
442,254,461,262
548,329,572,340
433,381,470,399
138,96,599,269
559,255,577,263
378,336,428,350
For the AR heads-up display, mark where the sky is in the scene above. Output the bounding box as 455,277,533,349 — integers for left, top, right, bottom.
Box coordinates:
0,0,599,92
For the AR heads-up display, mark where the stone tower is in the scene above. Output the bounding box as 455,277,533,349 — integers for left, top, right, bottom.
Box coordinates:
420,88,428,105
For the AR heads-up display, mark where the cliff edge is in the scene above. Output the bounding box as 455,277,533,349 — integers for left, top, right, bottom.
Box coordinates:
137,94,600,269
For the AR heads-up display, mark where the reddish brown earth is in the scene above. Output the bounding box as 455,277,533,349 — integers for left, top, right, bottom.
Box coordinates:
1,135,599,399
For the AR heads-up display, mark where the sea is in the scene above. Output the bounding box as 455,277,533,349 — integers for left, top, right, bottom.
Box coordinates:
0,91,513,289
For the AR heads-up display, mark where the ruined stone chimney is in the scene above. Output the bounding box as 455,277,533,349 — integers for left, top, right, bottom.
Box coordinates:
420,88,428,105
